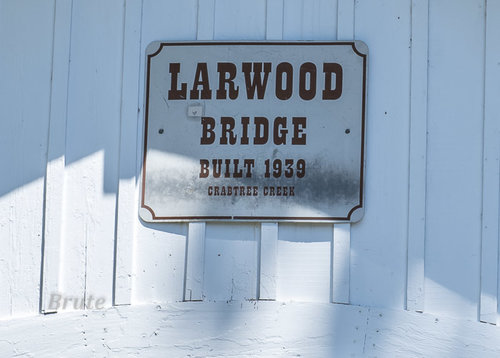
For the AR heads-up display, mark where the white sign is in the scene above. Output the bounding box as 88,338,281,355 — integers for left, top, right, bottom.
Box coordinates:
140,41,367,222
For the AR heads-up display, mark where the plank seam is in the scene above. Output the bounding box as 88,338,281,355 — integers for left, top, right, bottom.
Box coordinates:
478,0,488,324
479,0,500,325
40,0,59,316
113,0,144,306
40,0,74,314
333,0,354,306
183,0,216,302
112,0,128,307
406,0,429,313
257,0,283,301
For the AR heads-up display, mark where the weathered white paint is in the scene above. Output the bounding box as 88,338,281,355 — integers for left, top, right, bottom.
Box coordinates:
333,0,354,305
0,0,54,317
406,0,429,313
203,223,259,301
2,302,500,357
351,0,411,310
276,223,331,302
214,0,266,40
276,0,339,306
197,0,215,41
332,223,350,303
258,0,281,302
284,0,338,40
41,0,73,314
184,222,205,301
337,0,353,40
114,0,143,306
58,0,125,311
266,0,283,41
259,222,278,299
480,0,500,325
425,0,484,320
131,0,197,306
181,0,214,303
2,0,500,355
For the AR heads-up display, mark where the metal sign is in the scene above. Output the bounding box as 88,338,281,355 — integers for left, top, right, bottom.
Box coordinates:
140,41,367,222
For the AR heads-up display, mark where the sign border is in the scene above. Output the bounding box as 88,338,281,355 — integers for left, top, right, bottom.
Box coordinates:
140,41,368,222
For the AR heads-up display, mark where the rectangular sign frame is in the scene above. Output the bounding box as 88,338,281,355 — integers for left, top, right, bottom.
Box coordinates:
140,41,368,223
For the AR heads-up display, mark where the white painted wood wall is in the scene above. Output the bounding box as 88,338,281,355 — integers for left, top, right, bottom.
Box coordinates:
1,0,500,334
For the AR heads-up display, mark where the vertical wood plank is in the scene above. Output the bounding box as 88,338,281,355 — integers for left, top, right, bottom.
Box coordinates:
214,0,266,40
337,0,354,40
198,0,265,302
266,0,283,40
113,0,143,306
256,0,283,301
184,222,206,301
203,223,259,301
282,0,302,40
332,224,350,303
81,2,125,308
197,0,215,40
480,0,500,325
277,0,339,304
1,5,44,316
283,0,337,40
331,228,351,304
41,0,73,313
183,0,215,302
333,0,354,305
0,0,55,318
276,224,332,302
259,223,278,300
61,0,125,309
132,0,197,305
351,0,411,310
406,0,429,313
425,0,484,320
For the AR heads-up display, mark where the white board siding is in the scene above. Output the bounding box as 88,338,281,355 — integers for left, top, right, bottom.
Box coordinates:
350,0,411,310
332,223,351,303
277,0,342,305
425,0,485,320
265,0,283,41
0,0,55,318
4,302,500,357
337,0,353,40
200,0,266,303
41,0,73,314
283,0,338,40
182,0,215,303
203,223,259,301
184,222,206,301
0,1,499,342
333,0,354,305
58,0,125,310
257,1,282,301
131,0,198,305
214,0,266,40
276,224,332,302
406,0,429,313
259,222,278,300
113,0,143,306
480,0,500,325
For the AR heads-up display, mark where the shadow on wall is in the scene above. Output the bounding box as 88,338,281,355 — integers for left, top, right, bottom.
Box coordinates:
0,0,493,332
0,0,130,201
